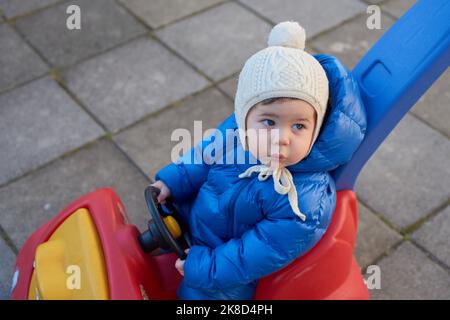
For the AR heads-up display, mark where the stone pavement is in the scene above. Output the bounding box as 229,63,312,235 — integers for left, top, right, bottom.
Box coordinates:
0,0,448,300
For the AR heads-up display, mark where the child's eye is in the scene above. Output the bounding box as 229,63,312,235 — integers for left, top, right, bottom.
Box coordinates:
293,123,304,130
262,119,275,126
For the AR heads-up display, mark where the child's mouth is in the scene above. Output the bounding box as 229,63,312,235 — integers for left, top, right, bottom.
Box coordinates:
271,153,287,161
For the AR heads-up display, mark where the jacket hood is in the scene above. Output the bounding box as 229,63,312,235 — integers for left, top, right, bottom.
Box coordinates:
286,54,366,173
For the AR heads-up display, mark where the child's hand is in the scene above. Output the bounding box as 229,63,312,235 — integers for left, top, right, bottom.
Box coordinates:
175,249,190,276
150,180,171,204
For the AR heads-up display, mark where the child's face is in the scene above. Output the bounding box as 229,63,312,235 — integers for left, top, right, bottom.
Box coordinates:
245,99,316,169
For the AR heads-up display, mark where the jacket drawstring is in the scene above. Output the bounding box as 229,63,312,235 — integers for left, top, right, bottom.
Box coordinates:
238,165,306,221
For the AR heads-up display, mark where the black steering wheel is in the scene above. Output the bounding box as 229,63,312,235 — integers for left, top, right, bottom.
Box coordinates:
138,186,192,260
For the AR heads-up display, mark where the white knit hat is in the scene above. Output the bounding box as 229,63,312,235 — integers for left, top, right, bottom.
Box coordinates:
234,21,329,155
235,21,329,221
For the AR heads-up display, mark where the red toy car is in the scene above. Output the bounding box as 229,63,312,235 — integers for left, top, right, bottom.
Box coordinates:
11,186,368,300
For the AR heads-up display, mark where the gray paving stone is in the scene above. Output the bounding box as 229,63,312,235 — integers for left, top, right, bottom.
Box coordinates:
410,70,450,138
310,13,396,70
218,74,238,100
413,205,450,268
0,24,47,93
0,237,15,300
239,0,367,38
368,241,450,299
355,201,403,268
15,0,147,68
364,0,385,4
0,77,104,186
114,88,233,178
156,2,272,81
63,36,209,133
0,0,60,19
382,0,416,19
0,139,151,249
118,0,225,29
355,114,450,229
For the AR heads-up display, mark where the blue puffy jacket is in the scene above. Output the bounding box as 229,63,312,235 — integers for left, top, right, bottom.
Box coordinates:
155,55,367,299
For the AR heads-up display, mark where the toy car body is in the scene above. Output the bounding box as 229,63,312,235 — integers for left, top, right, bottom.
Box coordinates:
11,187,367,300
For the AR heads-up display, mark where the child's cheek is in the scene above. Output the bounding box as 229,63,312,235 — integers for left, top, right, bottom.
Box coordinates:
247,133,269,163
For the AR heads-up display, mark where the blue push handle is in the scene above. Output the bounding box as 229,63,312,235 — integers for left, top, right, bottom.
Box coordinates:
332,0,450,190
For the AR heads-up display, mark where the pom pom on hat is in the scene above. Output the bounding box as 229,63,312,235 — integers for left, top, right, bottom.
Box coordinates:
267,21,306,50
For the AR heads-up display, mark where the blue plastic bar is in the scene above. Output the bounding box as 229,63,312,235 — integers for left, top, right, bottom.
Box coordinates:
331,0,450,191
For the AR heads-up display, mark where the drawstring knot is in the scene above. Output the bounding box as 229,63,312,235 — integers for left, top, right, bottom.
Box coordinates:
238,164,306,221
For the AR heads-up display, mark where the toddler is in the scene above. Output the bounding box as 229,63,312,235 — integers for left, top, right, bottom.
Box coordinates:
152,21,366,299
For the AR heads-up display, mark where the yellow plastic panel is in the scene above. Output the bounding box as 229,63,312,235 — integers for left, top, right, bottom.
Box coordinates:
28,208,109,300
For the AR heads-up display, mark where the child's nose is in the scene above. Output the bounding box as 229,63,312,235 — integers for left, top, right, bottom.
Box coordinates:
272,127,290,146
